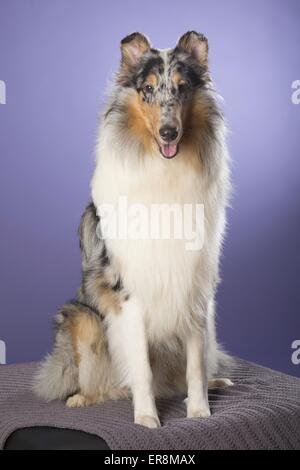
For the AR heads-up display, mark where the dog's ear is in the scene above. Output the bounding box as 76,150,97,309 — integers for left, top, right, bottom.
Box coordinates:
177,31,209,68
120,32,151,69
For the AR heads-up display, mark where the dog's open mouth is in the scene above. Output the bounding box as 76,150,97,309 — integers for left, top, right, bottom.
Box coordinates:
159,144,178,159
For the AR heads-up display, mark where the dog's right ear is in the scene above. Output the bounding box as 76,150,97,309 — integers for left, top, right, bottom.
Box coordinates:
120,33,151,69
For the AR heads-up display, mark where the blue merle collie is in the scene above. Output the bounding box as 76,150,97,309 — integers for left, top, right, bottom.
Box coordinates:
34,32,232,428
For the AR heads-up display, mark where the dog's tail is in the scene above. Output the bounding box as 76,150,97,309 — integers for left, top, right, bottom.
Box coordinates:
33,304,80,402
33,352,78,402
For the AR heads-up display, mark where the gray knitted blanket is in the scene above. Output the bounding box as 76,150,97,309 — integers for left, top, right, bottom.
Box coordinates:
0,358,299,450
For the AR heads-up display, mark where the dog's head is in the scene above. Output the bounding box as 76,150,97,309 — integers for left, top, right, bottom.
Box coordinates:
118,31,210,159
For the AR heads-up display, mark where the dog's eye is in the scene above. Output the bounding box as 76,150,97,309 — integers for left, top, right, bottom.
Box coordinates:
144,84,154,94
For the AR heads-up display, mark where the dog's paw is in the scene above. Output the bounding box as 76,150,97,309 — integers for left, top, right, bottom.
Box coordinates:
135,415,161,429
187,406,211,419
208,378,234,389
66,394,90,408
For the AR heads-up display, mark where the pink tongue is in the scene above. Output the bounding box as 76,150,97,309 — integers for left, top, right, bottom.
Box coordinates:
161,144,178,158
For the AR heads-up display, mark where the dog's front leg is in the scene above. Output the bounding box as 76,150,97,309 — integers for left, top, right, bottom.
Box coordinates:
120,297,160,429
186,328,211,419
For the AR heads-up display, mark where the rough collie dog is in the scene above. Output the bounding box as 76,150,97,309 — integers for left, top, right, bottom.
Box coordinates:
34,31,232,428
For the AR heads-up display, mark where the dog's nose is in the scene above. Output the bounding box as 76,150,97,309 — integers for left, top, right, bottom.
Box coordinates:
159,126,178,142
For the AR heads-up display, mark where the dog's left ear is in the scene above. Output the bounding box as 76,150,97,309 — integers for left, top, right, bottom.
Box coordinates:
120,32,151,69
177,31,209,68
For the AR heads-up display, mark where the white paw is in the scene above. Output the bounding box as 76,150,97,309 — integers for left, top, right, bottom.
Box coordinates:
208,378,234,389
135,415,161,429
66,394,90,408
187,406,211,419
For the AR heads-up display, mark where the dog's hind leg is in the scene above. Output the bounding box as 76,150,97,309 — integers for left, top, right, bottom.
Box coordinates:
65,307,118,408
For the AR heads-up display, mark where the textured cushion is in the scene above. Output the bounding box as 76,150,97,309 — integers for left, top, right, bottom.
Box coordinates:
0,358,300,450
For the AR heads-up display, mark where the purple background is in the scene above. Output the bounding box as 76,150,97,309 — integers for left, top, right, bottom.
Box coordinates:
0,0,299,376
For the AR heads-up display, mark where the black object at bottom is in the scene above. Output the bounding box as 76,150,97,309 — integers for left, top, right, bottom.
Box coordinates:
4,426,110,450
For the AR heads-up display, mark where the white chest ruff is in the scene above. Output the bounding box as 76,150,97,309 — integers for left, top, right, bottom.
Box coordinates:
92,152,215,341
111,237,201,340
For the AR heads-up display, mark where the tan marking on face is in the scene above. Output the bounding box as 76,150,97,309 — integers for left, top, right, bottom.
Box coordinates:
179,91,213,171
145,73,158,87
126,92,161,153
172,71,184,86
143,100,161,141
